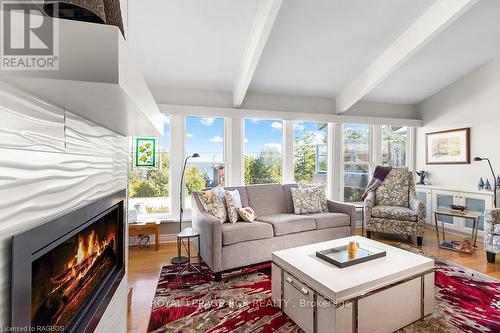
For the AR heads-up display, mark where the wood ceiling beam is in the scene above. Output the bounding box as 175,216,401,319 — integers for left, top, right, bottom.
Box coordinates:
335,0,479,113
232,0,283,108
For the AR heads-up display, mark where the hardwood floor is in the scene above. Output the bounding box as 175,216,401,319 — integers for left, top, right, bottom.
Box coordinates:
127,227,500,333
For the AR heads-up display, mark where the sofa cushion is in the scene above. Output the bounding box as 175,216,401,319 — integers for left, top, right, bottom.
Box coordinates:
224,186,249,207
298,184,328,212
198,185,228,222
257,214,316,236
306,212,350,229
291,185,328,214
238,207,257,222
224,190,242,223
371,205,418,222
222,221,273,246
375,168,410,207
246,184,288,216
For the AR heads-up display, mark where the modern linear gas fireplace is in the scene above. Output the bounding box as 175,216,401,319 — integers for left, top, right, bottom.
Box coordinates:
12,190,126,333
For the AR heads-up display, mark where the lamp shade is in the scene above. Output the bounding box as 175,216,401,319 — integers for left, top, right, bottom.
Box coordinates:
44,0,125,37
44,0,106,24
192,153,200,158
103,0,125,36
473,157,484,161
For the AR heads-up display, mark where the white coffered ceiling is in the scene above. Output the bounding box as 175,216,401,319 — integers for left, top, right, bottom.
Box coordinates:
128,0,500,111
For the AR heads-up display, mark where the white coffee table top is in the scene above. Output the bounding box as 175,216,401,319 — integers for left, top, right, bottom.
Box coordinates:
272,236,434,302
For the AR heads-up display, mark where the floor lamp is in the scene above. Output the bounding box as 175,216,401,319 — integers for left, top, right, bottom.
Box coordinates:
171,153,200,265
474,156,497,208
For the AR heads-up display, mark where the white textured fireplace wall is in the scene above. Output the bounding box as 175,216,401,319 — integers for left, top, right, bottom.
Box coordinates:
0,82,128,332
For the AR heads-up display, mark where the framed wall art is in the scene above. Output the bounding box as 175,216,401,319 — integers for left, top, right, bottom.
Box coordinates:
134,138,157,168
426,128,470,164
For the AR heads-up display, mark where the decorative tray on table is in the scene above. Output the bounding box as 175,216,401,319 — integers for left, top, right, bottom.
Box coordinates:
316,242,386,268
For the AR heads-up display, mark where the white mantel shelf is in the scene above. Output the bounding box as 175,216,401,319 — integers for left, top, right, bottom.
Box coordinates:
416,184,496,197
0,17,162,137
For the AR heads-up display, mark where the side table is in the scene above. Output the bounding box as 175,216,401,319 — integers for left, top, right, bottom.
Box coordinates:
129,221,161,251
434,208,481,254
175,227,202,276
354,204,365,236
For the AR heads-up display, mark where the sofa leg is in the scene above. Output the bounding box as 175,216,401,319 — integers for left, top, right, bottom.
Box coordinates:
486,252,496,263
214,272,222,282
366,231,372,239
417,236,423,246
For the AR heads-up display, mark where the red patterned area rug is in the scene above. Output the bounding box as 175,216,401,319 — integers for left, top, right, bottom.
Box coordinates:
147,246,500,333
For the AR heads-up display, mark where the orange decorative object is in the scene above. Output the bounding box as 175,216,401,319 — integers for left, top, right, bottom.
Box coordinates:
347,241,358,259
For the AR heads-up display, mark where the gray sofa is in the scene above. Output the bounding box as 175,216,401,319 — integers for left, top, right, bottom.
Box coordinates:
192,183,356,281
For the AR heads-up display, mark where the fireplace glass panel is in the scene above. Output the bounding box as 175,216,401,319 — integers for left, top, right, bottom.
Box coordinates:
31,208,118,328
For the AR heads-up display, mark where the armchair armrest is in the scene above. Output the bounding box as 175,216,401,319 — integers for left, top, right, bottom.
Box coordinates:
364,192,375,210
327,199,356,235
363,192,376,227
191,193,223,272
409,197,425,221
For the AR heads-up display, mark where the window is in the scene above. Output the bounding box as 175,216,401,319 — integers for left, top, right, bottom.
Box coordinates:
244,119,283,185
382,125,408,167
343,124,371,202
128,114,170,219
184,116,225,207
293,121,328,184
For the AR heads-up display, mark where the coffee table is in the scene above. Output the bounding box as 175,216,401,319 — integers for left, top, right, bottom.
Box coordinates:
272,236,434,333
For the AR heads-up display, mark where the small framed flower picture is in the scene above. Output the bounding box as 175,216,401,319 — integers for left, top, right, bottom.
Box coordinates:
135,138,157,168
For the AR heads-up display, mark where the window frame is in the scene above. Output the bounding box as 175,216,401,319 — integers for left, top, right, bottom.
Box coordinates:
381,125,409,168
243,118,284,185
340,124,374,203
292,120,329,185
128,114,172,221
183,116,226,212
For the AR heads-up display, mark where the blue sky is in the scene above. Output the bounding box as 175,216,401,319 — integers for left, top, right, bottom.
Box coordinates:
185,116,225,161
294,121,327,144
244,119,283,157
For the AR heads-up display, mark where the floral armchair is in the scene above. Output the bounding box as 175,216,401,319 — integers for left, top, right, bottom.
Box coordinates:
364,168,425,245
484,208,500,263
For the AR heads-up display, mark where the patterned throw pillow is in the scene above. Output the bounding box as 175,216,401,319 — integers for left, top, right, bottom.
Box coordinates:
298,184,328,212
238,207,257,222
291,185,328,214
375,168,410,207
198,185,227,223
224,190,242,223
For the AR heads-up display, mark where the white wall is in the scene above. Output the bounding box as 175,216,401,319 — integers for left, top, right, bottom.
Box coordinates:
416,55,500,191
0,83,128,332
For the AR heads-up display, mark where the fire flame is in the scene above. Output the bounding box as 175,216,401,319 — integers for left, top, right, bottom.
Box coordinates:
50,230,115,296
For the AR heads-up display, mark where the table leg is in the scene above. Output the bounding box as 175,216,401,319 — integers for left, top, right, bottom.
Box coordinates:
472,217,479,253
155,226,160,251
187,238,191,265
440,217,446,242
361,208,364,236
434,213,440,245
176,237,181,270
197,236,202,276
